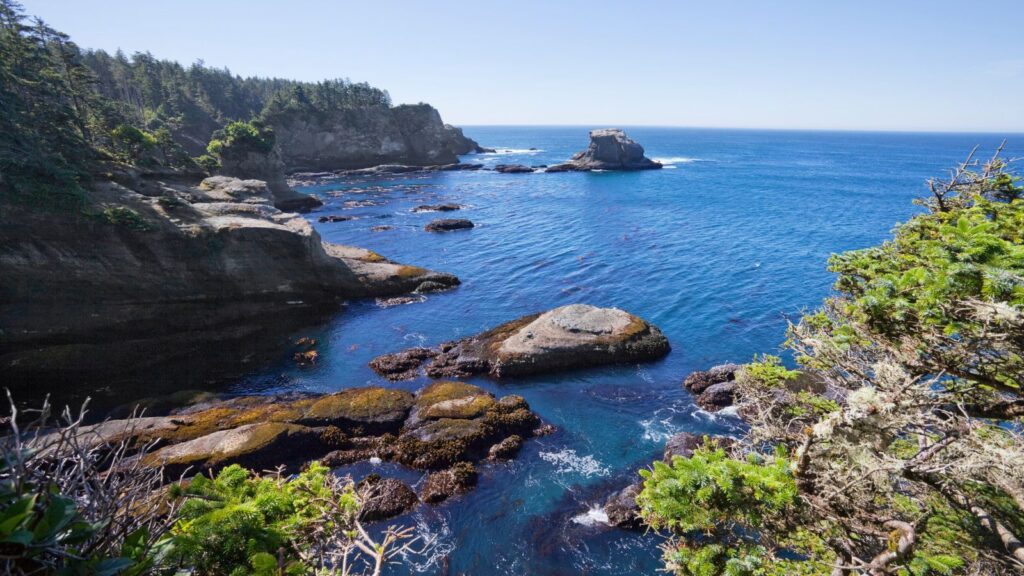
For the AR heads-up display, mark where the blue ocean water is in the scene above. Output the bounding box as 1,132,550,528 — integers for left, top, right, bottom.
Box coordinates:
233,127,1019,575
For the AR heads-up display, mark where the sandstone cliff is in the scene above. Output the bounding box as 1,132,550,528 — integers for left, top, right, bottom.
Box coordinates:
268,103,484,171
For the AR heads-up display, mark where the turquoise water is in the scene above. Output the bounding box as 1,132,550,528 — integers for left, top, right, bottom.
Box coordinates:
233,128,1018,574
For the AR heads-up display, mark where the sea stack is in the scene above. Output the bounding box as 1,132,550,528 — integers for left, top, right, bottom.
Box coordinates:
547,128,662,172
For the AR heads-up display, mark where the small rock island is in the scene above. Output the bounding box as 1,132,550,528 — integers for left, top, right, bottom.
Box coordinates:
547,128,662,172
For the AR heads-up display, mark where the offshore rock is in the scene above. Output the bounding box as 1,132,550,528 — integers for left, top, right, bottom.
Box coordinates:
547,129,661,172
425,218,474,232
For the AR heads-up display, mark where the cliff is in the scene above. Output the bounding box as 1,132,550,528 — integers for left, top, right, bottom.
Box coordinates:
268,103,484,171
0,171,458,394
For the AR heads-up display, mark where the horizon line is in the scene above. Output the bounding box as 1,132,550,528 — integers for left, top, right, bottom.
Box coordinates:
451,123,1024,137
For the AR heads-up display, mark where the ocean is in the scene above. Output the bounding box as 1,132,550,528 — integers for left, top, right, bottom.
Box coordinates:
230,127,1016,574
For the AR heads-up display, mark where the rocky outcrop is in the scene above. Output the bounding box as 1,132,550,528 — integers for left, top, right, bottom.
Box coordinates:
87,383,546,498
603,483,643,529
0,172,458,395
425,218,474,232
547,129,661,172
662,432,734,462
215,147,322,212
269,103,484,171
683,363,741,411
370,304,670,380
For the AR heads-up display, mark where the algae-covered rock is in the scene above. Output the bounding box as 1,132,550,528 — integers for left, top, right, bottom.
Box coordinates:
420,462,477,504
144,422,324,476
298,387,414,433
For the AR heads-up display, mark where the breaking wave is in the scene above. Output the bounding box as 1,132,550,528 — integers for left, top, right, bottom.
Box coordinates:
539,449,610,478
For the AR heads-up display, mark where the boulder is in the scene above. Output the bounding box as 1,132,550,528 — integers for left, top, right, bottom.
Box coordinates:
369,347,438,381
370,304,669,380
547,129,661,172
357,475,419,522
420,462,477,504
696,381,737,411
494,164,535,174
603,482,643,529
682,363,741,394
425,218,474,232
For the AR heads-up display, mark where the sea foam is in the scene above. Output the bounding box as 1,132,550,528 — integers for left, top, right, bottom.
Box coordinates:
539,449,610,478
571,504,610,526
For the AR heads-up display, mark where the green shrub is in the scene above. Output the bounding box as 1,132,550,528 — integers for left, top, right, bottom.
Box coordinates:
207,120,276,159
100,206,153,231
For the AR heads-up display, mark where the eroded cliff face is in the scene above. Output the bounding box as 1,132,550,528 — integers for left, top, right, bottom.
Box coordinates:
269,103,482,171
0,172,458,398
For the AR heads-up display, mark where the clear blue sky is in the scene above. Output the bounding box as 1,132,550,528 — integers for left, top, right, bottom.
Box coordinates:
21,0,1024,132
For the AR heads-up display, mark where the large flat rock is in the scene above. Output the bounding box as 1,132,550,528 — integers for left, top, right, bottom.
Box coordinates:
370,304,670,380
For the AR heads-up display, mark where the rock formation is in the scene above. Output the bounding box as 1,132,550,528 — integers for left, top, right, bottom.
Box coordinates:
370,304,670,380
268,103,486,171
0,171,458,394
215,145,322,212
547,129,662,172
425,218,475,232
682,363,741,411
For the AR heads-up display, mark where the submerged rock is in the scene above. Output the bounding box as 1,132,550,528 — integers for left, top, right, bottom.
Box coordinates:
547,129,661,172
370,304,670,380
318,214,353,223
425,218,474,232
420,462,477,504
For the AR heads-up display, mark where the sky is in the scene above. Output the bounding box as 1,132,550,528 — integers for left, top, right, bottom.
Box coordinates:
20,0,1024,132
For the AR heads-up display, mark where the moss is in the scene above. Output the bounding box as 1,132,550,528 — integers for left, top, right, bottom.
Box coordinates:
478,313,542,356
143,398,313,444
417,381,478,406
305,387,413,423
595,313,649,345
483,407,539,434
396,265,428,278
99,206,153,231
422,395,495,420
359,250,387,263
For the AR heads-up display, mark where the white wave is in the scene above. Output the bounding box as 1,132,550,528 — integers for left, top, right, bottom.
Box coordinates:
652,156,700,165
484,148,543,155
571,504,610,526
640,416,678,443
539,449,610,478
662,165,677,169
693,406,741,422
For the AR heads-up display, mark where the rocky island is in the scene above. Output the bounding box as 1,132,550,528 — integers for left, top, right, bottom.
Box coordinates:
547,128,662,172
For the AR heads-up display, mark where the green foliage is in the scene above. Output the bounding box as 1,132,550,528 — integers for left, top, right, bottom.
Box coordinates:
639,447,798,534
742,354,800,388
99,206,153,231
194,153,220,172
170,462,358,576
637,447,824,575
829,195,1024,389
207,120,276,159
